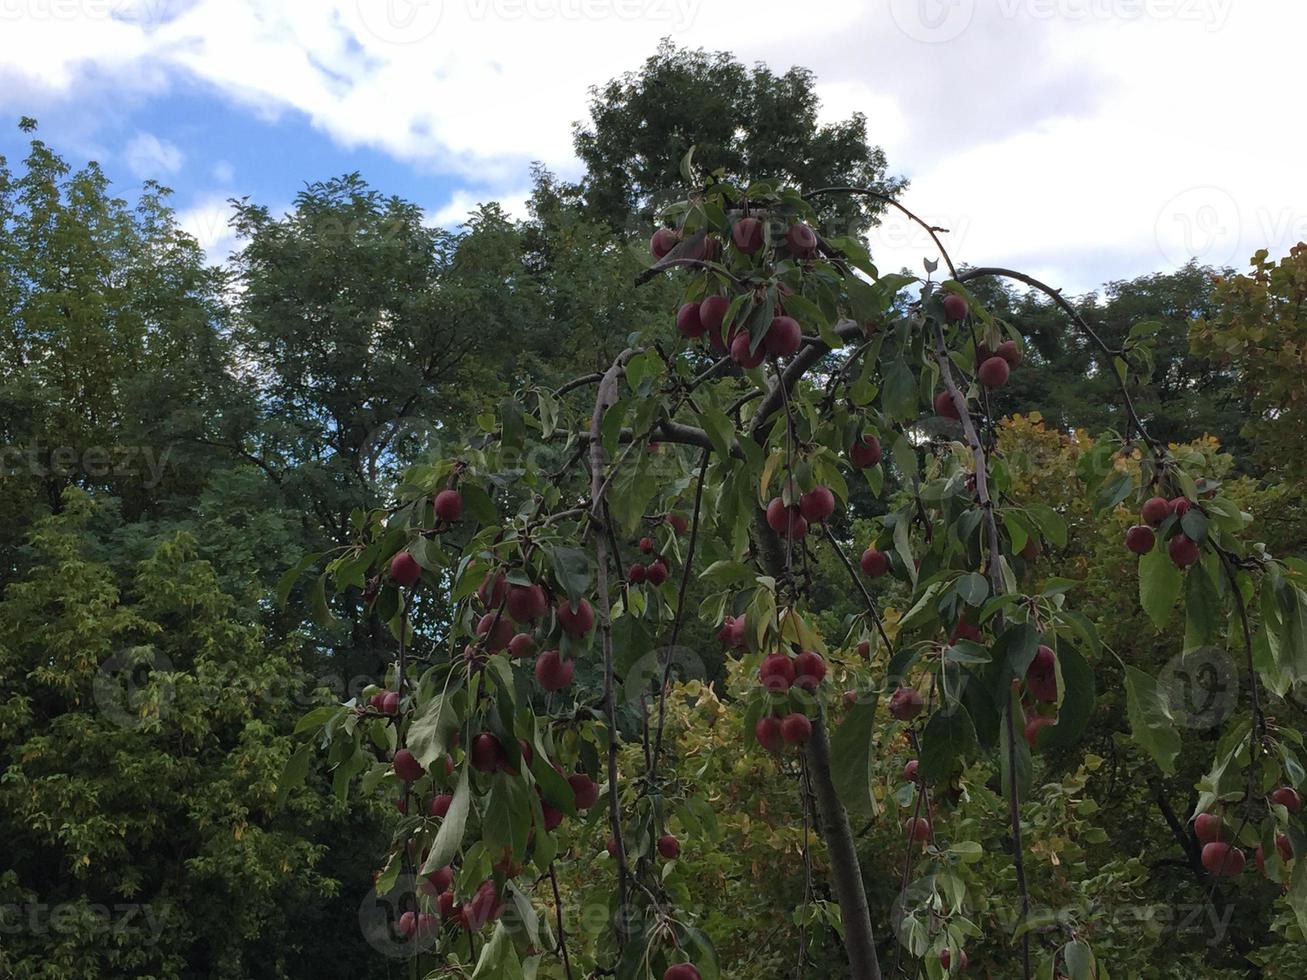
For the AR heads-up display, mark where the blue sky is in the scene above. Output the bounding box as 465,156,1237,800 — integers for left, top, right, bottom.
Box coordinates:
1,0,1303,292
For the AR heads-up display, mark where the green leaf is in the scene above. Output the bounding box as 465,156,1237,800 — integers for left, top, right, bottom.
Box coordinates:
881,358,918,421
1123,666,1181,775
1063,940,1095,980
550,546,592,604
1139,543,1182,630
407,689,461,769
421,762,470,874
294,705,342,735
308,571,340,629
1039,647,1095,750
276,743,312,807
472,921,523,979
275,552,320,608
830,701,879,817
1183,562,1221,653
919,707,978,785
956,572,989,607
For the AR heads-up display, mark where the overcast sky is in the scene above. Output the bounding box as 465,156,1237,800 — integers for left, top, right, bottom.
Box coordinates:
1,0,1302,294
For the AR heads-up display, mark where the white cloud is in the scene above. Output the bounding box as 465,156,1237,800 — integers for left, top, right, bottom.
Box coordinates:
211,159,235,184
428,187,532,229
124,131,184,178
178,195,237,264
0,0,1302,290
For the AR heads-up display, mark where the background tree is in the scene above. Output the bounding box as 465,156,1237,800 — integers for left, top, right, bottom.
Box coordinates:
572,40,906,237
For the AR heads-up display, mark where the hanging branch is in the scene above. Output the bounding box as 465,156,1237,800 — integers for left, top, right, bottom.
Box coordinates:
588,347,637,944
548,862,575,980
931,316,1032,979
957,266,1163,457
821,523,895,655
651,448,713,778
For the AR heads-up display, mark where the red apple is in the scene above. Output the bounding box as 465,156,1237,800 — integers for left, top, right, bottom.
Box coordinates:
534,649,574,691
731,217,764,256
889,687,924,722
1194,813,1223,844
508,632,536,659
903,759,919,782
730,329,765,369
470,732,504,773
380,691,400,716
759,653,796,692
646,560,669,586
557,598,595,636
657,834,680,859
665,965,702,980
1201,841,1245,876
860,548,890,578
1024,714,1055,748
391,552,421,587
476,612,514,652
1025,645,1058,703
754,716,784,753
781,712,813,745
799,485,836,523
628,563,647,584
699,295,730,335
1270,787,1303,813
793,651,827,686
675,301,705,338
568,773,599,809
639,536,655,554
1171,497,1192,517
506,583,547,622
393,748,424,783
1141,496,1171,527
764,315,802,357
850,433,882,468
978,356,1010,389
478,571,507,607
1169,534,1200,568
904,816,931,842
934,390,961,420
650,228,678,259
996,339,1022,367
1125,525,1156,555
434,489,463,522
786,222,818,257
943,293,969,322
429,794,453,818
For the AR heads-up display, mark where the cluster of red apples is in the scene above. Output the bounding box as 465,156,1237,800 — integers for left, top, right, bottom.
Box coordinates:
655,217,819,369
1124,494,1201,568
753,649,828,750
1193,787,1301,878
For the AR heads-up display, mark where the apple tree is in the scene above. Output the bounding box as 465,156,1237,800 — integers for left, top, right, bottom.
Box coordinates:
280,162,1307,979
